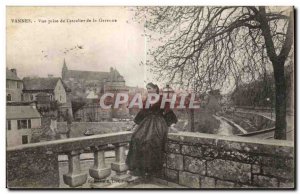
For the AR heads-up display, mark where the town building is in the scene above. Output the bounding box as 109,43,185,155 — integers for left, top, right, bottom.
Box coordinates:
62,59,127,98
6,104,42,147
6,68,23,102
62,59,130,120
22,76,68,104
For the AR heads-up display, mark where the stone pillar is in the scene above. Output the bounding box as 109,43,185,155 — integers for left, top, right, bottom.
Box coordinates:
63,150,87,187
111,143,130,181
89,145,111,187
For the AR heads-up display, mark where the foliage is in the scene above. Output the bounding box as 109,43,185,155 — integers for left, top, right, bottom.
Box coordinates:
134,6,293,93
231,64,293,107
71,98,87,114
133,6,294,139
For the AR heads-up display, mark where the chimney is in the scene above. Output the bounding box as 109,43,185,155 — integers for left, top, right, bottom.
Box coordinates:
30,101,37,109
10,69,17,75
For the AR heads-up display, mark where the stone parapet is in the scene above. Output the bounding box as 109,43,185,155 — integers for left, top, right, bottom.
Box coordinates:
7,132,132,188
164,132,294,189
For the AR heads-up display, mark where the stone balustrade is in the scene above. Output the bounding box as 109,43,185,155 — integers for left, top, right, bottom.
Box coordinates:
7,131,295,189
163,132,294,188
7,131,132,188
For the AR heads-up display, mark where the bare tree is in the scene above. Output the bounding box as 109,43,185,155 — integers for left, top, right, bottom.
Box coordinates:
134,6,294,140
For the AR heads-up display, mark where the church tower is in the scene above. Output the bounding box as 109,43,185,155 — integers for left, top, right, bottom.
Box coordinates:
62,58,68,80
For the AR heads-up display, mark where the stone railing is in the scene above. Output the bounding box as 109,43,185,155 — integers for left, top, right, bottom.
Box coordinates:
163,132,294,188
7,131,295,189
57,121,131,138
7,131,132,188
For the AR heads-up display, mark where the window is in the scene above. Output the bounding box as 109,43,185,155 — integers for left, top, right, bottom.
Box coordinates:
17,119,31,129
6,120,11,130
17,82,22,89
30,94,34,101
7,94,12,101
60,96,62,101
21,94,24,101
6,82,9,88
50,95,52,101
22,135,28,144
28,120,31,128
17,120,20,129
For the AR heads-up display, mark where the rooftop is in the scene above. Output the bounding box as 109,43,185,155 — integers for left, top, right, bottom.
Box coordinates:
64,65,125,82
6,105,41,119
23,77,62,91
6,68,21,81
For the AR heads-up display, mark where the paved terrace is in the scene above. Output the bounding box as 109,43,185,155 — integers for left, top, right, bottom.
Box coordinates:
7,131,294,189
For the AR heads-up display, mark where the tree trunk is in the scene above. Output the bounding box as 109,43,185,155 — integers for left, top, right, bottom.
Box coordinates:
273,61,287,140
257,7,293,140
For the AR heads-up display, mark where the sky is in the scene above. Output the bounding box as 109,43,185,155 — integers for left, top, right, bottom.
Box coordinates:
7,6,151,88
6,6,293,94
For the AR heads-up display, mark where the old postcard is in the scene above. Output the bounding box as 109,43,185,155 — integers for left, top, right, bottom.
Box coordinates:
6,6,295,189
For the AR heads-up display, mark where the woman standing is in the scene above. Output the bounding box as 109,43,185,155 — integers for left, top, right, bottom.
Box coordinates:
126,83,178,178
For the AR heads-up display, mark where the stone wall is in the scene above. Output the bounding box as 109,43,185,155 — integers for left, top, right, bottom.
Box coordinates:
7,131,294,189
7,131,133,188
7,148,59,188
163,132,294,188
57,121,132,137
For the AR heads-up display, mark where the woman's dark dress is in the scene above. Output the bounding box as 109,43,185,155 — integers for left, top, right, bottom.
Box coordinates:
126,98,177,175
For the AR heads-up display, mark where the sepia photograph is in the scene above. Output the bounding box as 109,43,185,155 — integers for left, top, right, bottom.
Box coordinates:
6,6,295,189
